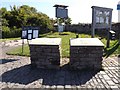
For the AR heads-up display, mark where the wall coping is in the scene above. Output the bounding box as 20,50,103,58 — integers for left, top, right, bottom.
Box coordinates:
70,38,104,46
29,38,61,45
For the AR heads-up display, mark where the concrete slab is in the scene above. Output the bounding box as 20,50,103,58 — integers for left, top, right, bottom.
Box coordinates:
70,38,104,46
29,38,61,45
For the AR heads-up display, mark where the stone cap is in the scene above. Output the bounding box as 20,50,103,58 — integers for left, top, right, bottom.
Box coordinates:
70,38,104,46
29,38,61,45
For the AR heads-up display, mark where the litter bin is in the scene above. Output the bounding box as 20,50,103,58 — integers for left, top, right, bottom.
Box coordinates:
109,30,115,40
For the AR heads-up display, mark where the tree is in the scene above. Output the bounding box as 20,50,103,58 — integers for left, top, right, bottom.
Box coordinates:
0,7,7,16
56,17,72,25
0,7,9,26
65,17,72,25
27,13,54,31
1,5,55,38
19,5,37,14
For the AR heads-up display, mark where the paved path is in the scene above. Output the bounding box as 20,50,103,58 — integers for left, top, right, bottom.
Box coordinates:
0,40,120,89
0,56,119,89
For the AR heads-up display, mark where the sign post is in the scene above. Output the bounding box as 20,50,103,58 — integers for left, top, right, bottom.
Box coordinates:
22,39,24,54
21,26,39,54
53,4,68,33
91,6,113,48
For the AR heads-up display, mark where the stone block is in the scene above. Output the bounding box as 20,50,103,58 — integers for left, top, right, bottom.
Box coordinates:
70,38,104,70
29,38,61,69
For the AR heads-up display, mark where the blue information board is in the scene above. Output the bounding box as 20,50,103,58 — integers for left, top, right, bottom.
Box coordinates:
117,4,120,10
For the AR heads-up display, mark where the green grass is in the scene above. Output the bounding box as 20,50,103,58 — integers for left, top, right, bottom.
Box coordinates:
103,41,120,58
6,45,30,57
40,32,92,57
7,32,120,58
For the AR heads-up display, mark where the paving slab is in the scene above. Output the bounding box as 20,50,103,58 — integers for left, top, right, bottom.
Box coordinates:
0,55,119,90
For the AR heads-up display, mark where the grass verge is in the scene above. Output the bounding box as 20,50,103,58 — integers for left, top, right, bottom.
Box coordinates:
6,32,120,58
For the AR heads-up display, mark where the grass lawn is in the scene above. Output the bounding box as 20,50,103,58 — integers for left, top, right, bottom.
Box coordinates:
6,32,120,58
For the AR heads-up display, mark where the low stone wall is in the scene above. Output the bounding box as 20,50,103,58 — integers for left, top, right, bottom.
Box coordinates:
29,38,61,69
112,23,120,38
65,24,91,34
64,23,120,38
29,38,105,70
70,38,104,70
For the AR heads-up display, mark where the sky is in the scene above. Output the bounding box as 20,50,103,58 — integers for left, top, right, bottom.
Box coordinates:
1,0,120,24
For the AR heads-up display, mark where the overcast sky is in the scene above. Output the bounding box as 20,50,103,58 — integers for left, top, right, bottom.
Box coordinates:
1,0,120,24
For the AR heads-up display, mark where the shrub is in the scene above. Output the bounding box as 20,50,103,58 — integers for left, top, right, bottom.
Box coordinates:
2,26,11,38
2,26,21,38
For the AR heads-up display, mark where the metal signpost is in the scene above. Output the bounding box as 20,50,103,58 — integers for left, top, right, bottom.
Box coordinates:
53,4,68,33
91,6,113,48
21,26,39,54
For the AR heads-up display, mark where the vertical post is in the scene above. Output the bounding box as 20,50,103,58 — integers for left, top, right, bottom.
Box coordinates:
91,7,95,38
57,18,61,34
106,8,113,48
57,18,59,32
64,18,65,32
92,28,95,38
119,34,120,45
22,39,24,54
106,28,110,48
27,39,29,45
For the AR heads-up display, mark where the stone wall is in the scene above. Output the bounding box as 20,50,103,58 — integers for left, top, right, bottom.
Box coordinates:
112,23,120,38
64,23,120,38
70,46,103,70
69,38,104,70
29,45,61,69
29,38,61,69
65,24,91,34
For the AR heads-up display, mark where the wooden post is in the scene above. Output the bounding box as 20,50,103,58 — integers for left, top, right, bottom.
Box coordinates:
92,28,95,38
91,7,95,38
106,29,110,48
22,39,24,55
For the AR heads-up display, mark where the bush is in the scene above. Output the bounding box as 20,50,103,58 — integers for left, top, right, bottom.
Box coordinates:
2,26,11,38
10,26,21,38
2,26,21,38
